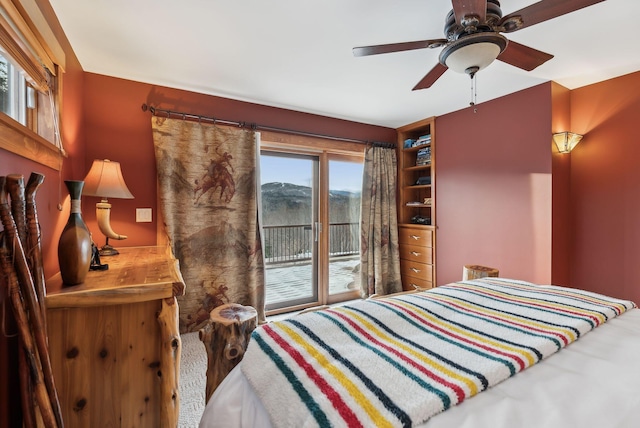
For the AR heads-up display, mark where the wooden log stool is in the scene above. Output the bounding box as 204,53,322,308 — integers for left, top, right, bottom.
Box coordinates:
199,303,257,402
462,264,499,281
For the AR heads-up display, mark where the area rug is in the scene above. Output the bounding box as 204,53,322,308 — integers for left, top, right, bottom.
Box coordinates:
179,332,207,427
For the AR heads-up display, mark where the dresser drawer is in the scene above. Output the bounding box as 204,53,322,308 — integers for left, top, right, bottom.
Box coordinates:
398,227,433,247
402,275,433,291
401,260,433,281
400,243,433,264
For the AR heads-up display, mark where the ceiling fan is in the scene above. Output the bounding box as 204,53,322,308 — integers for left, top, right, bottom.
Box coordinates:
353,0,605,90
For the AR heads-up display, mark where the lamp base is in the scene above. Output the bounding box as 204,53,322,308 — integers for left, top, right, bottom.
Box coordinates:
99,242,120,256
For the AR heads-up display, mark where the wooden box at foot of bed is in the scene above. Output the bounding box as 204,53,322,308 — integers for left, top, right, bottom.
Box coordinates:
200,278,640,428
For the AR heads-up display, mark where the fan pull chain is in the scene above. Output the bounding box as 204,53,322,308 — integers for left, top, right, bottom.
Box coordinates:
470,73,478,110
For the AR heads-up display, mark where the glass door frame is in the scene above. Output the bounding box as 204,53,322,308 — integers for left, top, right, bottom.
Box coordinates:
261,150,320,312
323,153,363,306
260,139,364,316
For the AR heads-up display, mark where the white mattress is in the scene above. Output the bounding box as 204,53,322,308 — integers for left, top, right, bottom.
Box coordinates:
200,308,640,428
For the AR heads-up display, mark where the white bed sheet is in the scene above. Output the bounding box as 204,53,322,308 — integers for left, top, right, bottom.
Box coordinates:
200,308,640,428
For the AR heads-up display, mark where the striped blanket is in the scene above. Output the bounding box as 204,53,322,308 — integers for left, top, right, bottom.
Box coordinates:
242,278,636,427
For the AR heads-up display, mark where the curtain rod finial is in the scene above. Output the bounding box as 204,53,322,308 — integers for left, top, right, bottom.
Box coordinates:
141,104,156,115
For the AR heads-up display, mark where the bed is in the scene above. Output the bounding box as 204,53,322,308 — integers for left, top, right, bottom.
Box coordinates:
199,278,640,427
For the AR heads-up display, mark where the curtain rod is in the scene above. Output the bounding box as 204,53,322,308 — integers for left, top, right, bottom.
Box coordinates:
141,104,395,149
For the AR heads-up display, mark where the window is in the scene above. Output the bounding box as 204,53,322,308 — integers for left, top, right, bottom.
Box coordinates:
0,0,66,169
0,50,28,125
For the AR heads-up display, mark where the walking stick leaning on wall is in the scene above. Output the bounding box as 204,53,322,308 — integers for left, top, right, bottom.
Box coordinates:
0,175,64,428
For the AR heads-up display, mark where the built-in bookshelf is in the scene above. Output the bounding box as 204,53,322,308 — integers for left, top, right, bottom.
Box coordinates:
397,117,435,226
397,117,436,290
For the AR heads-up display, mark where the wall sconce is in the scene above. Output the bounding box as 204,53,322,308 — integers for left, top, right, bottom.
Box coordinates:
553,132,583,154
82,159,134,256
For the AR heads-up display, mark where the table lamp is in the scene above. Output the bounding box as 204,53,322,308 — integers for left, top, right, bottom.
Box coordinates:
82,159,134,256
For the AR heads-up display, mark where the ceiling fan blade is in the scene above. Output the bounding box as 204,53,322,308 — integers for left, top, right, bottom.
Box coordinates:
412,63,448,91
353,39,447,57
452,0,487,25
500,0,605,32
497,40,554,71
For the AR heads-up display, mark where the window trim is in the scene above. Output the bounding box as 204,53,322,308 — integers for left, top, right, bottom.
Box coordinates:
0,8,50,91
0,109,61,170
260,129,366,156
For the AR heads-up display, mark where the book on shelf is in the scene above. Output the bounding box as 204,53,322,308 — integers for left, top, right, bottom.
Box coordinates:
413,134,431,147
416,146,431,166
405,134,432,148
415,176,431,185
417,147,430,157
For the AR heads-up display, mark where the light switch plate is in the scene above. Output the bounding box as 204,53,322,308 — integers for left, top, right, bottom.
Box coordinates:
136,208,152,223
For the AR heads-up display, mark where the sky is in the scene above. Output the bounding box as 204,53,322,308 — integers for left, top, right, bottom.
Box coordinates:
260,154,363,193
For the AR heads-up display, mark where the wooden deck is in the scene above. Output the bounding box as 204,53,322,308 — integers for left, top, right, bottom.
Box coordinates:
265,256,360,305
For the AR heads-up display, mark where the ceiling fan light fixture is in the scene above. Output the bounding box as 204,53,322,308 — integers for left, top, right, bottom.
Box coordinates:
440,33,508,74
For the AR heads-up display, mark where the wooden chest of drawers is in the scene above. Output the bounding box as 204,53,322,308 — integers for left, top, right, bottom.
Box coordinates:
45,246,185,428
398,225,434,291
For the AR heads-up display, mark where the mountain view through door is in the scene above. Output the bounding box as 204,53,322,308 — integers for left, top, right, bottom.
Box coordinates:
260,151,363,312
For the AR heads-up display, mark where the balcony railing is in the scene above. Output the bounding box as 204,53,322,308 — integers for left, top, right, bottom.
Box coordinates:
262,222,359,264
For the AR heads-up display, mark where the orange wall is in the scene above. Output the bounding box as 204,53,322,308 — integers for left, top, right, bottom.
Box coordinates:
81,73,398,248
434,83,553,285
570,71,640,304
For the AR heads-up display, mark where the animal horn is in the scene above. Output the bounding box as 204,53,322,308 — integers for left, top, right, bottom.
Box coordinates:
96,201,127,240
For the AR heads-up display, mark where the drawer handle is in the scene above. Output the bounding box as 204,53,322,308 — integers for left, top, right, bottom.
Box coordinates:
410,283,420,290
411,268,421,273
410,235,421,241
411,251,421,257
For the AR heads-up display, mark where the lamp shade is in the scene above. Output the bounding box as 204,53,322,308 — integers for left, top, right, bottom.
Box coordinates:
82,159,134,199
553,132,583,154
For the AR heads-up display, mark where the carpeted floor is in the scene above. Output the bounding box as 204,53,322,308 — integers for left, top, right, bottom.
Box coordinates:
179,332,207,427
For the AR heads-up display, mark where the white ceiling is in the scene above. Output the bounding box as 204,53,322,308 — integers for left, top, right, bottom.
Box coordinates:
49,0,640,129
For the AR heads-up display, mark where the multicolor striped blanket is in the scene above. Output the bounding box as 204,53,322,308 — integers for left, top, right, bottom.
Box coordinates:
242,278,636,427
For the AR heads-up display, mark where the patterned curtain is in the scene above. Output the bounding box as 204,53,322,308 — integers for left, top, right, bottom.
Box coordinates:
152,117,265,332
360,146,402,297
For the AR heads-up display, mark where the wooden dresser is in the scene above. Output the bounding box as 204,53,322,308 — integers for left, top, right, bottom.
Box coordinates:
398,225,434,290
45,246,185,428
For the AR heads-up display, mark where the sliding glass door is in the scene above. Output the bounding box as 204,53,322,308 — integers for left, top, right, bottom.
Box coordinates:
261,152,319,311
261,150,363,312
